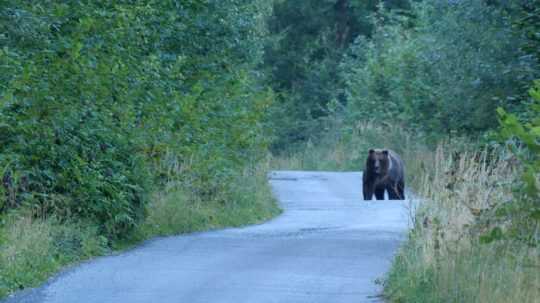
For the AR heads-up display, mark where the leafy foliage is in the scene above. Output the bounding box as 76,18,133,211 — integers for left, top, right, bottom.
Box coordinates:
514,0,540,65
341,0,539,138
496,81,540,243
0,0,274,239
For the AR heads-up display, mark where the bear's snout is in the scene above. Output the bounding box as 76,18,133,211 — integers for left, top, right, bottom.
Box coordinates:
374,161,381,174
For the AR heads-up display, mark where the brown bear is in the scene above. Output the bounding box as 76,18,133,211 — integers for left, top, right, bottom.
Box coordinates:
363,149,405,200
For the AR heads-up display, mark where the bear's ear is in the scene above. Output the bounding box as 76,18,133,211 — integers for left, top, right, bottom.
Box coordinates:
382,150,389,156
368,149,375,155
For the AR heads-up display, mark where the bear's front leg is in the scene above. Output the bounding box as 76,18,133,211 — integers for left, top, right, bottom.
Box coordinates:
398,180,405,200
388,182,405,200
363,182,374,200
375,187,385,200
387,183,399,200
363,188,374,200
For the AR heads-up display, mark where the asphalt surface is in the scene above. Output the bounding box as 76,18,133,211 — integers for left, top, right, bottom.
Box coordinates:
4,171,411,303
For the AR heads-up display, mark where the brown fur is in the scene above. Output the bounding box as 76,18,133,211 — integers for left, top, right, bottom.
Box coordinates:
362,149,405,200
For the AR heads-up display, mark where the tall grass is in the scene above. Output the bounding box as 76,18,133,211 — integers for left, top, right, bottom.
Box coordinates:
137,159,281,238
275,122,539,302
0,215,108,297
385,147,539,303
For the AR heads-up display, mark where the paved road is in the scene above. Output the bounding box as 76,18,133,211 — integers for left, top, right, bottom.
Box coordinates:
5,171,411,303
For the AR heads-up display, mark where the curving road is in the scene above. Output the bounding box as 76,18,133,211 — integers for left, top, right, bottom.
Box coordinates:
5,171,411,303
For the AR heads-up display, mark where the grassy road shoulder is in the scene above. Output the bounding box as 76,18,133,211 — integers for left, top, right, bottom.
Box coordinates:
0,161,280,299
383,147,539,303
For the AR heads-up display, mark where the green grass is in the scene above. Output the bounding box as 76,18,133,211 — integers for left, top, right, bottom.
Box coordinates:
136,162,281,239
0,214,108,297
0,161,280,299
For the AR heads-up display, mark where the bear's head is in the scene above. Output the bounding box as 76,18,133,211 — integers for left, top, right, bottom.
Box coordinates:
366,149,390,175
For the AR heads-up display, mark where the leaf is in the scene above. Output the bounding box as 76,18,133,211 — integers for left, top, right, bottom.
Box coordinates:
479,227,503,244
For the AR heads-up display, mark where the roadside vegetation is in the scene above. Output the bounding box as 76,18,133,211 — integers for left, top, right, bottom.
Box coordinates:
0,1,279,297
0,161,278,297
138,160,280,240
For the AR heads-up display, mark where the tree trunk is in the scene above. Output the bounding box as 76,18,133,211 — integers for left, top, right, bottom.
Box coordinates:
335,0,350,49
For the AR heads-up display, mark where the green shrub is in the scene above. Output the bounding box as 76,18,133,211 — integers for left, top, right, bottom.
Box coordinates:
140,162,280,238
0,1,274,239
496,80,540,243
342,0,538,138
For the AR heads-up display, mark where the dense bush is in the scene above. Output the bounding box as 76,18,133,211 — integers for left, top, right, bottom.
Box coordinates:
0,0,273,239
341,0,539,138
